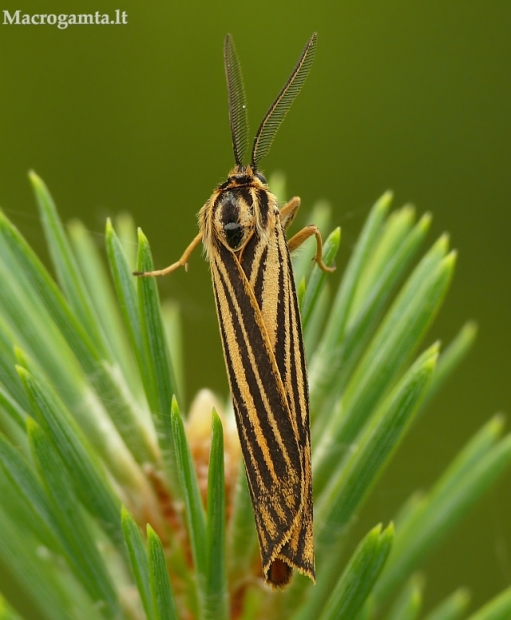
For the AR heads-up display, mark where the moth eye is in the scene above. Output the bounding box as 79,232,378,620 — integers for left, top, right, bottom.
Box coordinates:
255,172,267,184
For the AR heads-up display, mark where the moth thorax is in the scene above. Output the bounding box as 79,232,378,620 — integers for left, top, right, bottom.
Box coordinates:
214,189,254,251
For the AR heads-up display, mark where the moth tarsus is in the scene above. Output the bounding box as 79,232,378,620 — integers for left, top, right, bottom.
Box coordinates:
135,32,335,588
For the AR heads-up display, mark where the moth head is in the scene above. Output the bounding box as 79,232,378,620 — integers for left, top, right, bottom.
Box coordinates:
218,164,267,190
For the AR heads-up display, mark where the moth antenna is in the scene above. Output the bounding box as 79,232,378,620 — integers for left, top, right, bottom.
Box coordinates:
224,34,249,167
251,33,317,171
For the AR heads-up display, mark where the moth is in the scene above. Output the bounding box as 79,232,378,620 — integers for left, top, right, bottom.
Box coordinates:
135,32,334,587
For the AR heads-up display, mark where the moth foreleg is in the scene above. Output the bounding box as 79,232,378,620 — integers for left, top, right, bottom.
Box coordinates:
287,225,336,273
133,231,203,277
279,196,301,231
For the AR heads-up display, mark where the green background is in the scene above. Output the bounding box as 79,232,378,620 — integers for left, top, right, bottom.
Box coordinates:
0,0,509,613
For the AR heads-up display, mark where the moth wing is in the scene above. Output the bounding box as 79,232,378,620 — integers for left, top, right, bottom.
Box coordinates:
210,241,305,573
242,214,315,584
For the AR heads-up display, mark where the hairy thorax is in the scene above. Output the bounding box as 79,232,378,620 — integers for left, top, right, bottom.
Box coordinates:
199,165,279,262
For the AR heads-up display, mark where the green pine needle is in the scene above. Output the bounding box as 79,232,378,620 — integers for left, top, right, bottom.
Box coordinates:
0,174,507,620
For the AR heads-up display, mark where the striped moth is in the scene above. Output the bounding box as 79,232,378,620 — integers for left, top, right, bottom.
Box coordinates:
135,33,334,587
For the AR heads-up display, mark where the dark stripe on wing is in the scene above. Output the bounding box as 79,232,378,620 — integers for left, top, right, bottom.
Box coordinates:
274,232,289,386
256,189,269,229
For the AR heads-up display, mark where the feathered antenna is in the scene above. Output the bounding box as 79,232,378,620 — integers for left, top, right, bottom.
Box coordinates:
224,34,249,167
251,33,317,171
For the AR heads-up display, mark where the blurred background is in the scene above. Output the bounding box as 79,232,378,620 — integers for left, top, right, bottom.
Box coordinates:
0,0,509,613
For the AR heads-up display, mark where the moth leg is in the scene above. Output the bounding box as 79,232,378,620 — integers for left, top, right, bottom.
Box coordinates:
279,196,301,231
133,231,203,277
287,225,336,273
